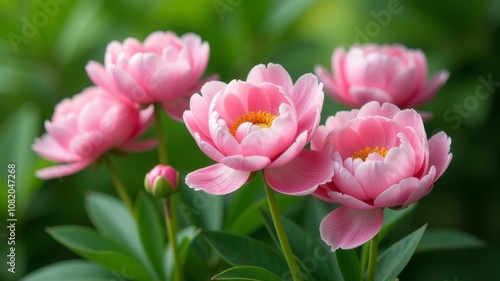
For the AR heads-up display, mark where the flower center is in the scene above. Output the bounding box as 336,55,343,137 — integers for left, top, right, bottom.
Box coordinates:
229,110,277,137
352,146,388,161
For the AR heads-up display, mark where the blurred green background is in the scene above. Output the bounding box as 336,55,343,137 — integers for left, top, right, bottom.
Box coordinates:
1,0,499,280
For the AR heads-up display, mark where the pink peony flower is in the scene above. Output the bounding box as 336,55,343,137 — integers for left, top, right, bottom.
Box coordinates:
145,164,179,198
311,101,452,251
315,44,449,113
86,31,215,120
33,87,156,179
183,63,333,195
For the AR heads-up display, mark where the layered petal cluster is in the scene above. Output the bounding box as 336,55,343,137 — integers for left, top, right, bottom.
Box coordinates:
311,101,452,251
33,87,156,179
315,44,449,113
183,63,333,195
86,31,214,120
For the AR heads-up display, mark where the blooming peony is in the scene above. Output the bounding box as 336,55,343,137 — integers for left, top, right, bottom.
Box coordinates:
86,31,215,120
183,63,333,195
315,44,449,113
32,87,156,179
311,101,452,251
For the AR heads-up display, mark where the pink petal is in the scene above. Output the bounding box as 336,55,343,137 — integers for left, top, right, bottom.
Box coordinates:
149,61,193,102
32,135,80,162
185,163,250,195
312,184,337,203
111,67,152,104
246,63,293,93
290,73,324,134
162,93,191,121
387,68,418,105
320,207,384,250
315,66,347,104
267,130,308,168
85,61,116,95
333,162,368,201
35,159,94,179
326,191,376,210
221,155,271,171
355,161,404,199
373,177,419,208
401,167,435,207
349,86,393,105
407,70,449,107
195,133,224,162
428,132,452,180
208,112,241,156
264,149,333,195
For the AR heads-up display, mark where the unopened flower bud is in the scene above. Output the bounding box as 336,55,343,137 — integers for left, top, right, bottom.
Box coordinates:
144,164,179,198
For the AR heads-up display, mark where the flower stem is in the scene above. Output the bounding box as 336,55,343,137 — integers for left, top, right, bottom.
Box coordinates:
103,155,134,212
360,242,370,280
366,234,379,281
154,103,168,165
263,178,301,281
163,199,183,281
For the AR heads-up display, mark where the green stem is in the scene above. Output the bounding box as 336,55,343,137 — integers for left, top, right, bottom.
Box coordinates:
154,103,168,165
163,199,183,281
103,155,134,212
360,242,370,280
366,234,379,281
263,179,301,281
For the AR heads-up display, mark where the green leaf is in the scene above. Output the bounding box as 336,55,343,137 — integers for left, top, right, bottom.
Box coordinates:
85,192,149,267
225,179,262,228
165,226,201,280
375,224,427,281
259,209,336,281
47,226,153,281
178,183,223,230
378,204,418,241
135,193,165,278
227,194,303,235
415,228,484,253
0,103,41,218
336,249,361,281
212,266,282,281
202,231,288,277
20,259,117,281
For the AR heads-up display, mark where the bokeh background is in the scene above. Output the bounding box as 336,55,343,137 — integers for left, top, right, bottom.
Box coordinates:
1,0,499,280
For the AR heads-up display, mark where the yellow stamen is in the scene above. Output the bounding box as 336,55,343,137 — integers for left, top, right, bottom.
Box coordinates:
352,146,388,161
229,110,277,137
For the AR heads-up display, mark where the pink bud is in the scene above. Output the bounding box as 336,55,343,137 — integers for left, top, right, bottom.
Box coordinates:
144,164,179,198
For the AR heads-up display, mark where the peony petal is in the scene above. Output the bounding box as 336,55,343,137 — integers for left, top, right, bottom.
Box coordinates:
185,163,250,195
246,63,293,93
35,158,94,179
112,66,152,104
320,207,384,251
428,132,452,181
387,67,417,106
32,135,80,162
407,70,449,107
401,167,435,208
355,161,403,199
373,177,419,208
268,130,308,168
327,191,376,210
290,73,324,134
162,93,191,121
264,149,333,195
221,155,271,171
85,61,116,96
349,86,393,105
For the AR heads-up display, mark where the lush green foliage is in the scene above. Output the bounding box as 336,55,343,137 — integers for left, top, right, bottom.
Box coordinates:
1,0,499,280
